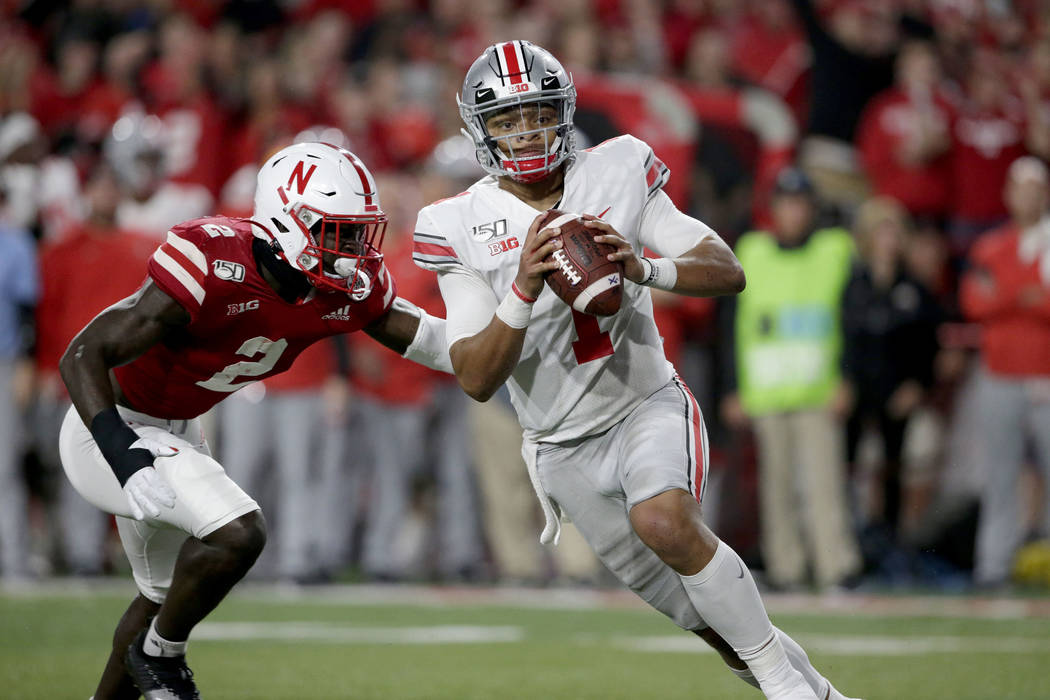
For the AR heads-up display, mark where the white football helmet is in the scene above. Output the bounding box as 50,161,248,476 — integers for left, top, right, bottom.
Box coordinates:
252,142,386,298
458,40,576,183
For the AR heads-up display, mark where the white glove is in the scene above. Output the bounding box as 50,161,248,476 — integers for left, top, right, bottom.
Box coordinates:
123,438,178,520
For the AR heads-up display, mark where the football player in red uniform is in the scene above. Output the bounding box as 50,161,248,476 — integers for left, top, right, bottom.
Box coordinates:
58,142,450,700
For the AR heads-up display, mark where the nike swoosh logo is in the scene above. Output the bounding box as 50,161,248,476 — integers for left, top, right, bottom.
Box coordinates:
598,206,612,218
735,559,745,579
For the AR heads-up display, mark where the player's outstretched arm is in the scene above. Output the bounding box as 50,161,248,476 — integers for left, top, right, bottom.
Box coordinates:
656,234,746,297
363,297,453,373
591,190,746,298
446,213,562,402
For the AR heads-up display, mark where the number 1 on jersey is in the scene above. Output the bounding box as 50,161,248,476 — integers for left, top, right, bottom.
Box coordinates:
571,310,614,364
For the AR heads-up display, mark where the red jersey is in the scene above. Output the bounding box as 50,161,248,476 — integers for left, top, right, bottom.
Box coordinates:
113,216,395,419
950,101,1028,221
574,73,693,209
36,225,157,377
857,88,954,218
960,223,1050,377
729,13,809,125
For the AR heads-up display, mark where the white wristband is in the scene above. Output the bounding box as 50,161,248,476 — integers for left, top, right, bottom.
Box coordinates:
495,287,534,329
639,256,678,291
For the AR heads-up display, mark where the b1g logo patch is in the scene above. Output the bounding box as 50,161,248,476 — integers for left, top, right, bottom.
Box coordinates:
214,260,245,282
489,237,520,256
472,218,509,242
227,299,259,315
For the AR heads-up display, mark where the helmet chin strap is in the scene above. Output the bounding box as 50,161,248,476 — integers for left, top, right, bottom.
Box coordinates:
332,257,374,301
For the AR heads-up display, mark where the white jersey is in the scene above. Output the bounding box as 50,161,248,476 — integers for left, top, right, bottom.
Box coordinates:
415,135,701,443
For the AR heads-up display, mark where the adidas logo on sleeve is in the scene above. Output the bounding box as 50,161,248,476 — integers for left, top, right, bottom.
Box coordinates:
322,304,352,321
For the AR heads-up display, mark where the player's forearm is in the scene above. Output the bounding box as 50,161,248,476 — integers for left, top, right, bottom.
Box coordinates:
59,332,120,425
665,238,746,297
636,191,744,297
366,299,454,374
449,322,526,402
60,325,169,487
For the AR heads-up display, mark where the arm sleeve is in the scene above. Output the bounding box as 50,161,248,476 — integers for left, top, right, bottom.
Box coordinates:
959,248,1016,322
393,297,454,374
638,189,717,258
436,266,499,348
413,208,464,273
624,135,672,203
147,228,211,321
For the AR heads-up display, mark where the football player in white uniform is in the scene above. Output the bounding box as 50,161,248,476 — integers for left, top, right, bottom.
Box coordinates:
415,41,861,700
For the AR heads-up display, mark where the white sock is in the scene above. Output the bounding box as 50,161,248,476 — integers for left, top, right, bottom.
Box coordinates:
680,540,810,697
143,618,188,658
774,627,832,699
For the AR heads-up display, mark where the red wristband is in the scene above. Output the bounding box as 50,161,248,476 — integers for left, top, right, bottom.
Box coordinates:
511,282,537,304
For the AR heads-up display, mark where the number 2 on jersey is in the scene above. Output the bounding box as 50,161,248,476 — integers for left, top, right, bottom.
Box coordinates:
571,310,614,364
196,336,288,392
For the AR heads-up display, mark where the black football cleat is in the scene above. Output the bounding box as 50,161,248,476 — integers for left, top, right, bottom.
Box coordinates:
125,629,201,700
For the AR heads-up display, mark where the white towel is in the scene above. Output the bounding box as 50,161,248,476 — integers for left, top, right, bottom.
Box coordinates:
521,438,562,545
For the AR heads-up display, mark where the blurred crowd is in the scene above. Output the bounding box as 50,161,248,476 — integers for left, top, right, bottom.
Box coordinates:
2,0,1050,593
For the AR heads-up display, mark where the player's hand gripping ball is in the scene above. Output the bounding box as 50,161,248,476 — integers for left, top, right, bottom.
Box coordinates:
538,209,623,316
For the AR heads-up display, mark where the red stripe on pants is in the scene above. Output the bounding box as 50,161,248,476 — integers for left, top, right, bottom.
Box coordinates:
678,378,706,503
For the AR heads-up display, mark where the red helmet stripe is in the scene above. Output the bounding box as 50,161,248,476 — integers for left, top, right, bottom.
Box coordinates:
339,150,376,207
502,41,523,84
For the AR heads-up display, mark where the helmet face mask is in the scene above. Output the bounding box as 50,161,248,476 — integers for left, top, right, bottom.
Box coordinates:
458,41,576,183
304,214,386,299
253,143,387,300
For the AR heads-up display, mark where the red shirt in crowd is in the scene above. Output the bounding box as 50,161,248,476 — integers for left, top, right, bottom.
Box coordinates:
35,224,157,379
950,102,1028,222
729,12,809,126
575,72,693,209
348,232,450,406
857,87,955,218
141,62,228,196
960,223,1050,376
29,66,97,139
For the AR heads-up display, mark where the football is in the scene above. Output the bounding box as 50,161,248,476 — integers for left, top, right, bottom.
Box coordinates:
539,209,623,316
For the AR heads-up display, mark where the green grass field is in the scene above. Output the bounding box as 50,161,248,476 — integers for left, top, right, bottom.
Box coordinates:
2,581,1049,699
